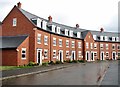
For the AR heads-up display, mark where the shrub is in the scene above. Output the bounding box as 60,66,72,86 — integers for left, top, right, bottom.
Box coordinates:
27,61,36,66
72,60,78,63
48,61,55,65
78,60,85,63
42,62,49,66
56,61,62,64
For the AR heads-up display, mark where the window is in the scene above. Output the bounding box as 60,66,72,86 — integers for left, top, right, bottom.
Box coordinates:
86,42,89,49
100,44,103,49
44,35,48,45
91,43,93,49
112,44,115,49
21,48,26,59
42,20,47,30
118,45,120,49
78,42,81,48
37,34,41,44
69,30,73,37
94,52,97,57
105,36,108,41
72,41,75,48
44,49,48,59
66,51,69,58
94,43,97,49
66,40,69,47
59,39,62,47
106,52,109,57
37,18,42,28
65,29,69,36
112,37,115,41
53,50,56,58
56,27,60,34
106,44,109,50
93,35,96,40
13,18,17,26
116,37,119,42
77,32,81,38
53,38,56,46
52,25,56,32
100,36,103,41
78,51,81,57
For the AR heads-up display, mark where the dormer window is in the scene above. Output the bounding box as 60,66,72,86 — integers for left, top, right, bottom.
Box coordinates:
42,20,47,30
112,37,115,41
77,32,81,38
52,25,56,32
93,35,96,40
13,18,17,26
65,29,68,36
56,26,60,34
105,36,108,41
116,37,119,42
69,30,73,37
37,18,42,28
100,36,103,41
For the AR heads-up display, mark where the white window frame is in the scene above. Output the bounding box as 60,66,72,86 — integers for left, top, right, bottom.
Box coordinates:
112,37,115,41
86,42,89,49
21,48,26,60
53,37,56,46
100,36,103,41
52,25,56,32
42,20,47,30
91,43,93,49
106,44,109,50
112,44,115,50
72,41,75,48
69,30,73,37
105,36,108,41
56,26,60,34
44,49,48,59
116,37,119,42
93,35,96,40
13,18,17,26
65,29,69,36
66,51,69,58
77,32,81,38
37,18,42,28
106,52,109,57
66,40,69,48
78,51,81,57
53,50,56,58
44,35,48,45
78,42,81,48
59,39,62,47
100,44,103,49
94,43,97,49
37,34,41,44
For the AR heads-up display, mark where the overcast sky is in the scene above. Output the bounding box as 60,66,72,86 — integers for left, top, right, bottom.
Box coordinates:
0,0,119,32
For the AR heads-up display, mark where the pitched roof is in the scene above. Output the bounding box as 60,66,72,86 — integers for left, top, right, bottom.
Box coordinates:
16,6,119,42
0,35,28,49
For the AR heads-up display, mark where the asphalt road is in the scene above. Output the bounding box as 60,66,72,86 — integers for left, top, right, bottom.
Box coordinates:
2,61,110,85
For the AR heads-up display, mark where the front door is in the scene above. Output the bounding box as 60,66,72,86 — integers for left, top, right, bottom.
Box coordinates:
91,52,94,61
112,52,116,60
101,52,104,60
37,49,42,65
86,51,89,61
71,51,75,61
59,50,63,62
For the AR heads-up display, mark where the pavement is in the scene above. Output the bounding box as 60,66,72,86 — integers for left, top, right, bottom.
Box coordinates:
1,63,79,80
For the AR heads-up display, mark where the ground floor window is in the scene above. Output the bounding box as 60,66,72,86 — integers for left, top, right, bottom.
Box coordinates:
44,49,48,59
21,48,26,59
94,52,97,57
78,51,81,57
66,51,69,58
106,52,109,57
53,50,56,58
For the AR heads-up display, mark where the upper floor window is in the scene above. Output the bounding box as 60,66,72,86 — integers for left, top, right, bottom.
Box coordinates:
100,36,103,41
44,35,48,45
105,36,108,41
93,35,96,40
13,18,17,26
53,38,56,46
72,41,75,48
59,39,62,47
65,29,69,36
112,44,115,49
21,48,26,59
91,43,93,49
66,40,69,47
37,34,41,44
94,43,97,49
37,18,42,28
100,44,103,49
112,37,115,41
86,42,89,49
69,30,73,37
78,42,81,48
116,37,119,42
106,44,109,50
42,20,47,30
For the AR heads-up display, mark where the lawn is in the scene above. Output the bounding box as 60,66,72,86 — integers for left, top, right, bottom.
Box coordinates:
0,66,34,71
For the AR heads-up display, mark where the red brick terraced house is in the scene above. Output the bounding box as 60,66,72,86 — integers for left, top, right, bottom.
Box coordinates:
1,2,120,66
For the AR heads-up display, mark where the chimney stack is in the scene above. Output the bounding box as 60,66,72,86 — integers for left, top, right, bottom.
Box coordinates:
48,16,52,23
100,28,104,33
76,24,79,29
17,2,22,8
